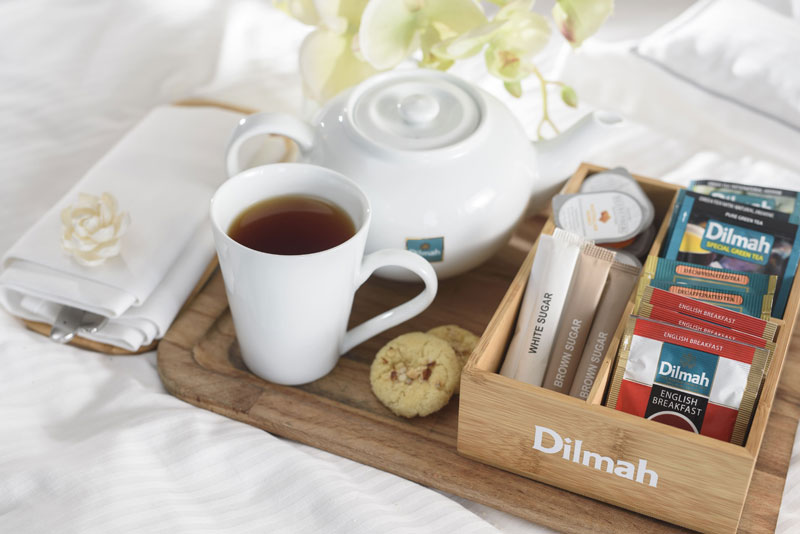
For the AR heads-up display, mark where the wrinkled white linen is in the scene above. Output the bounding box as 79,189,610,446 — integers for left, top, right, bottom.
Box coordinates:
1,1,799,533
0,313,506,534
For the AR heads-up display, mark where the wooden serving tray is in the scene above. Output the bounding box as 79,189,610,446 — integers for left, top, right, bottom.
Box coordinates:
157,215,799,533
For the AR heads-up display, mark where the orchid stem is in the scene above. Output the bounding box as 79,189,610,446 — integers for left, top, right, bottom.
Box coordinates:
531,66,561,140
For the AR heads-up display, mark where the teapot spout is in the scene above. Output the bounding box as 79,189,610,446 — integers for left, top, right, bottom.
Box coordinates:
529,110,623,215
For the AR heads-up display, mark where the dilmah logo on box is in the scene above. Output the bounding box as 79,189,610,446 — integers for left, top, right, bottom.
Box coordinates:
406,237,444,263
532,425,659,488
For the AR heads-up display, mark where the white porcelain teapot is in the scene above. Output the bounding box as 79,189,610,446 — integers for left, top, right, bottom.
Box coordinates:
226,70,622,280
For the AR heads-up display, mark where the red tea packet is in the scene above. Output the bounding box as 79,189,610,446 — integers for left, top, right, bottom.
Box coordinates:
607,316,769,445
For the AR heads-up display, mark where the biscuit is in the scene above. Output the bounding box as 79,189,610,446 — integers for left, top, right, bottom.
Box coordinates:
370,332,459,418
427,324,479,393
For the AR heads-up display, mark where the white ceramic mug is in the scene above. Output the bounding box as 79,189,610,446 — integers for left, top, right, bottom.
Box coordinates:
210,163,438,385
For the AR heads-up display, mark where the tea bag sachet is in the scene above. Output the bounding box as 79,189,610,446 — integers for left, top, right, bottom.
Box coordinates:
641,280,773,320
636,285,778,341
689,179,800,223
662,191,800,318
640,255,777,296
607,316,769,445
637,256,777,320
500,228,585,386
542,243,615,393
638,302,775,350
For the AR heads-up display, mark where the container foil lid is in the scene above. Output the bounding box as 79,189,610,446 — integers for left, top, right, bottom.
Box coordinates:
553,191,648,244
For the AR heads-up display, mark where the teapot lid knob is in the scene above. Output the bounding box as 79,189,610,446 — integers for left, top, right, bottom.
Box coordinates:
397,93,440,125
348,70,482,152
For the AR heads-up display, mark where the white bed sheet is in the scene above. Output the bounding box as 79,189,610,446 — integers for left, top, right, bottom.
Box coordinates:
1,1,798,533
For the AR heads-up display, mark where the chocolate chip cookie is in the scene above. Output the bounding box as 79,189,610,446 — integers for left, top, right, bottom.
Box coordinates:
427,324,479,393
370,332,459,418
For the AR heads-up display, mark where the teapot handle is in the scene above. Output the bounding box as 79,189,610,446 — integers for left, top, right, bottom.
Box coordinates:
225,112,315,177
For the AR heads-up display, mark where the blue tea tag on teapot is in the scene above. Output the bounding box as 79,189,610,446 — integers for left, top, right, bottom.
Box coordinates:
406,237,444,263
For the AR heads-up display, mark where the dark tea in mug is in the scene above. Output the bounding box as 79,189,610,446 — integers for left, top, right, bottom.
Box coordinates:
228,194,356,255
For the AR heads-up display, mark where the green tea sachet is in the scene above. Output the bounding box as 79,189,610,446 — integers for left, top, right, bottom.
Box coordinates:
690,179,800,223
662,191,800,318
607,316,769,445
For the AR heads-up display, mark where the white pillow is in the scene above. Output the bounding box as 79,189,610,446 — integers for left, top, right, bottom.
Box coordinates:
635,0,800,134
560,0,800,173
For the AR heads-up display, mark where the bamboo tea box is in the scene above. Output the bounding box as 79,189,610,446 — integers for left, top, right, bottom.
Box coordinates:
457,163,798,534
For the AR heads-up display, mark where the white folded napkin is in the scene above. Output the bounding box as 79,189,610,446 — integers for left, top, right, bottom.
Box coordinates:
0,105,245,351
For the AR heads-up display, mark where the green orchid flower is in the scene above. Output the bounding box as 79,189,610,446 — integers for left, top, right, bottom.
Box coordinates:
289,0,379,102
276,0,612,133
274,0,320,25
431,1,551,85
358,0,487,70
299,27,379,103
552,0,614,48
484,1,551,82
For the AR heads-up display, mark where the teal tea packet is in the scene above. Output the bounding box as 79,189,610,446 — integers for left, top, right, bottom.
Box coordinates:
661,189,686,256
690,179,800,223
663,191,800,318
640,255,777,301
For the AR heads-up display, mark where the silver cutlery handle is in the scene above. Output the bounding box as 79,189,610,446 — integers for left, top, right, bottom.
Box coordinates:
50,306,108,343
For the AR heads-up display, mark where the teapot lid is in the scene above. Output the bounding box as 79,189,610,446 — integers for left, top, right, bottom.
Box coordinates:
348,70,482,151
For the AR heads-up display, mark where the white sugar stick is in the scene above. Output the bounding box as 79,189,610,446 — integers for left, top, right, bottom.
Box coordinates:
500,228,584,386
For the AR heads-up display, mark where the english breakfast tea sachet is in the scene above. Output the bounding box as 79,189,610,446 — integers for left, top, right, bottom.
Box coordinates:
637,303,775,351
642,279,773,320
607,316,768,445
637,285,777,341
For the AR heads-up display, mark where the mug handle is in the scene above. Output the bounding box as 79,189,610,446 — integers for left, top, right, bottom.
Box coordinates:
226,112,315,177
342,250,438,354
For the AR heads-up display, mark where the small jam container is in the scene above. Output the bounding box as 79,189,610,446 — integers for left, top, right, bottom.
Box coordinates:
552,191,648,244
580,167,655,230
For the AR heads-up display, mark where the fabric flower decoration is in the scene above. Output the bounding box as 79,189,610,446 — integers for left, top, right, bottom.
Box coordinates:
61,192,129,267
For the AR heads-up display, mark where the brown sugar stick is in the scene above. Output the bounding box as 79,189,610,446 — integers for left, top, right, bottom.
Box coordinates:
543,243,615,394
569,259,640,400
